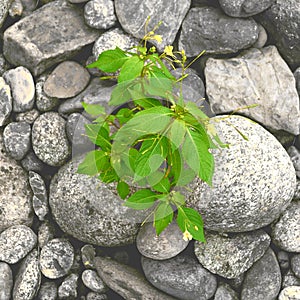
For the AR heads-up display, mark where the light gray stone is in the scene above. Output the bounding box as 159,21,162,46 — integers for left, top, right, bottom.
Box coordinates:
241,248,281,300
13,249,41,300
94,256,177,300
58,273,78,299
205,46,300,135
214,283,239,300
178,7,259,57
115,0,191,51
136,221,189,260
3,121,31,160
0,0,13,28
15,109,39,124
38,221,55,249
81,244,96,269
37,281,58,300
3,0,99,76
278,286,300,300
86,292,108,300
32,112,71,166
185,115,296,232
39,238,74,279
44,61,90,99
3,66,35,113
292,255,300,278
194,230,271,279
21,151,45,172
9,0,23,17
141,254,217,300
84,0,116,30
272,201,300,252
82,269,107,293
0,262,13,300
282,270,300,289
0,77,12,126
219,0,275,17
253,24,268,48
0,132,33,231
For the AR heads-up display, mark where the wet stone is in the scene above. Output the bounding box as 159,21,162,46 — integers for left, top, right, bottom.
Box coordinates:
15,109,39,124
291,255,300,278
0,262,13,300
82,269,107,293
58,273,78,299
278,286,300,300
21,151,45,172
39,238,74,279
0,77,12,126
37,281,58,300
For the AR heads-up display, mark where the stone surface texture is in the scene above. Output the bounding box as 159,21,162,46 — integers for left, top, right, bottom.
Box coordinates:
214,283,239,300
0,77,12,126
0,0,13,28
0,262,13,300
291,254,300,278
278,286,300,300
82,269,107,293
15,109,39,124
58,273,78,298
37,281,58,300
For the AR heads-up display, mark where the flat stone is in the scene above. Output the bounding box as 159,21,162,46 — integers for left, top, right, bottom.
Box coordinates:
3,66,35,113
272,201,300,252
205,46,300,135
214,283,239,300
38,221,55,249
0,77,12,126
37,281,58,300
241,248,281,300
279,286,300,300
178,6,259,57
21,151,45,172
44,61,90,99
94,256,177,300
115,0,191,51
13,249,41,300
258,0,300,66
32,112,71,166
219,0,275,17
136,221,189,260
82,269,107,293
0,0,13,28
15,109,40,124
3,121,31,160
0,262,13,300
84,0,116,30
141,254,217,300
194,230,271,279
0,132,33,232
3,0,100,76
58,273,78,299
185,115,296,232
39,238,74,279
291,255,300,278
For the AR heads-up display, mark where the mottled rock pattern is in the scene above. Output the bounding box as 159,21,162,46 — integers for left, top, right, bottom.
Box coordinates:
115,0,190,51
194,230,270,279
0,54,9,76
179,7,259,57
58,273,78,299
37,281,58,300
272,201,300,252
21,151,45,172
3,0,99,76
142,254,217,300
44,61,90,99
81,244,96,269
0,0,13,28
241,248,281,300
82,270,107,293
32,112,71,166
136,221,189,260
282,270,300,288
39,238,74,279
214,283,239,300
185,115,296,232
95,256,177,300
278,286,300,300
15,109,39,124
3,67,35,113
0,262,13,300
84,0,116,29
0,77,12,126
291,255,300,278
13,250,41,300
38,221,55,249
86,292,108,300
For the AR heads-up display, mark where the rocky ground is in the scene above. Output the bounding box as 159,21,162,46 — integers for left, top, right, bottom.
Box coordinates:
0,0,300,299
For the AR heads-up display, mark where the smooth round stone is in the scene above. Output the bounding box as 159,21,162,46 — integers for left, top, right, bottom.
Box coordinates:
32,112,71,166
0,262,13,300
278,286,300,300
39,238,74,279
291,255,300,278
136,221,189,260
37,281,58,300
185,115,296,232
44,61,90,99
0,225,37,264
82,269,107,293
58,273,78,299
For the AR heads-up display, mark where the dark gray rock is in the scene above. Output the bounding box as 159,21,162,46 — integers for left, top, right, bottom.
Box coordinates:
115,0,191,51
291,255,300,278
178,7,259,57
81,244,96,269
205,46,300,135
0,77,12,126
241,248,281,300
21,151,45,172
39,238,74,279
3,66,35,113
0,0,13,28
32,112,71,166
86,292,108,300
278,286,300,300
58,273,78,299
82,269,107,293
294,68,300,96
37,281,58,300
142,254,217,300
219,0,274,17
194,230,270,279
113,250,129,265
185,115,296,232
94,256,177,300
13,249,41,300
84,0,116,30
136,221,189,260
3,122,31,160
44,61,90,99
49,155,140,246
278,251,290,270
15,109,39,124
38,221,55,249
0,262,13,300
228,273,245,291
214,283,239,300
258,0,300,66
3,0,100,76
282,270,300,288
272,201,300,252
288,146,300,178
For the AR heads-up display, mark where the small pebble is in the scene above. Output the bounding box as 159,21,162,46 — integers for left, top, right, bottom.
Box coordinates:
58,273,79,299
21,151,45,172
81,244,96,269
82,269,107,293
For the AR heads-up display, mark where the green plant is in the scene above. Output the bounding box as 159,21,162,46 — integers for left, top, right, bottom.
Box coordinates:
77,24,229,242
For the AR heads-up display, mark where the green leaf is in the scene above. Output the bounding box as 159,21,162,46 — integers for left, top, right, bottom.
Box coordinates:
176,168,197,186
154,201,174,235
149,54,176,80
82,102,105,116
152,177,171,193
117,181,130,199
109,81,134,106
87,47,129,72
185,101,209,121
99,167,119,183
171,191,185,206
134,98,162,109
118,56,144,83
116,108,133,125
84,123,111,151
123,189,157,210
168,119,186,149
167,148,183,185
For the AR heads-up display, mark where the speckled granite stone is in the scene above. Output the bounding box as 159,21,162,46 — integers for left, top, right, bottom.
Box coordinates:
37,281,58,300
58,273,78,298
82,269,107,293
279,286,300,300
0,262,13,300
185,115,296,232
0,77,12,126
